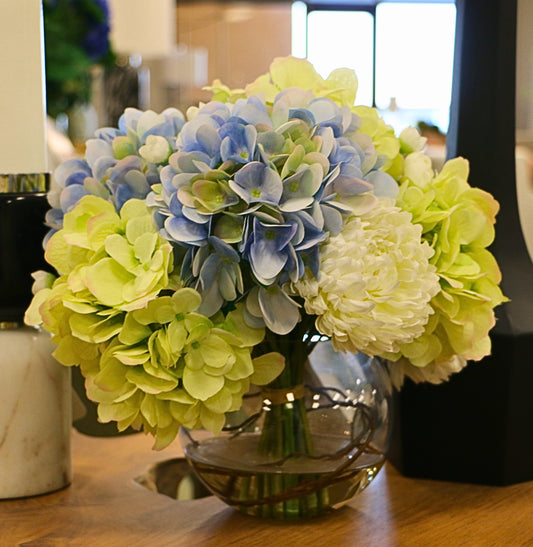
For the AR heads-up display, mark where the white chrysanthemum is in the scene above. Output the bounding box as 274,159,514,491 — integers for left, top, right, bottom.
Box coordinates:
387,355,468,389
293,199,440,356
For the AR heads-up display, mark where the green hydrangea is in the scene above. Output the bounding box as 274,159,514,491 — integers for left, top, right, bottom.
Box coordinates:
27,276,284,449
389,155,508,372
206,56,358,107
83,290,284,449
45,195,173,312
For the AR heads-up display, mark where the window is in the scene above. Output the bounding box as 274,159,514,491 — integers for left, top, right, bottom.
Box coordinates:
292,1,456,133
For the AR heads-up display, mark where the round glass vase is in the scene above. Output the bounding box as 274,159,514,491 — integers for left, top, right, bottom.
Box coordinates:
179,339,393,520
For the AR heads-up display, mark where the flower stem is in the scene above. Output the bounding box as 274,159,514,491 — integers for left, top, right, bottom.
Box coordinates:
254,324,326,518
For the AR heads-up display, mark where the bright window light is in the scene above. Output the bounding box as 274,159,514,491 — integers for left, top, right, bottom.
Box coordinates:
291,1,307,59
375,2,456,131
306,10,374,106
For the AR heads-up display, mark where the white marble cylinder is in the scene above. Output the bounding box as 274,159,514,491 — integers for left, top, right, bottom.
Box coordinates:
0,327,72,498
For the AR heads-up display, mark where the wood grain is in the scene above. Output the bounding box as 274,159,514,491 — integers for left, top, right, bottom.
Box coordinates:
2,430,533,546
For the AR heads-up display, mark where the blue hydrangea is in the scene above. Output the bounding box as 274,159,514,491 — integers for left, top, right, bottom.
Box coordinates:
45,107,185,242
147,91,399,333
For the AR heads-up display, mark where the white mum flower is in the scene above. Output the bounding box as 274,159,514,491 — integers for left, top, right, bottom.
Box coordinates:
293,199,440,356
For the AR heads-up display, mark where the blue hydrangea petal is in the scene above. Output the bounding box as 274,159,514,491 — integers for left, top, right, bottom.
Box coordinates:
280,163,323,212
115,185,133,210
230,162,283,205
219,123,257,164
182,206,211,225
287,211,325,251
288,108,315,128
250,238,288,282
54,159,91,188
45,208,64,230
85,138,113,168
232,95,272,126
320,203,344,235
366,170,400,198
94,127,123,143
165,216,208,246
258,286,300,335
60,184,88,212
92,155,117,181
118,108,143,134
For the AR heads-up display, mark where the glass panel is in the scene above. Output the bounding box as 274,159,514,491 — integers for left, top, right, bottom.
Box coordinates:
307,10,374,106
291,1,308,59
375,2,456,134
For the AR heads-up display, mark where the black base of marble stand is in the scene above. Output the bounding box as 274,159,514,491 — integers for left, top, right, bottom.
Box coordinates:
0,192,50,323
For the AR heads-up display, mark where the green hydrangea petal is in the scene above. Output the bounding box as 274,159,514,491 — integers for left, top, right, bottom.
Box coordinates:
221,305,265,347
126,367,178,394
98,401,138,424
53,334,95,366
167,320,187,354
112,136,137,159
199,334,232,368
85,257,133,307
203,387,233,414
158,389,195,404
113,346,150,366
140,394,159,427
186,316,213,343
168,404,199,430
118,313,152,345
199,405,225,434
69,311,124,343
184,348,204,371
324,67,358,105
172,288,202,313
45,231,92,275
183,367,224,400
152,422,180,450
132,296,174,325
125,215,156,245
250,352,285,385
225,348,254,381
104,234,137,271
213,213,244,243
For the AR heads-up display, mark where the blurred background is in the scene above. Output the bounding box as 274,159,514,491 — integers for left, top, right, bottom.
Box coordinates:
44,0,533,178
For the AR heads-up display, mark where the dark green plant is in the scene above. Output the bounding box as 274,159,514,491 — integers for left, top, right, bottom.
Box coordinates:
43,0,115,118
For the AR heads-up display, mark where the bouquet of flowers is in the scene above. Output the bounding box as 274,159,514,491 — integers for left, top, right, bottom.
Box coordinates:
26,56,505,458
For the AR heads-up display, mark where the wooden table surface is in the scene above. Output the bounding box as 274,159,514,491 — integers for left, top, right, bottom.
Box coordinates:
2,430,533,546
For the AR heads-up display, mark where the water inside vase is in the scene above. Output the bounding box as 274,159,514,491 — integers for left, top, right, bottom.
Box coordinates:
183,432,385,518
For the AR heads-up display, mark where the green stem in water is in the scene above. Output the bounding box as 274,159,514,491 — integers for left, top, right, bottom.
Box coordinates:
253,323,326,518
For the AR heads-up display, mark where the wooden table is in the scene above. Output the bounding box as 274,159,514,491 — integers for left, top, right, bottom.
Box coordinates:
3,430,533,546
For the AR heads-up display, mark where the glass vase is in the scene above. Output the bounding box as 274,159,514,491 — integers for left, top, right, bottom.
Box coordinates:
179,338,393,520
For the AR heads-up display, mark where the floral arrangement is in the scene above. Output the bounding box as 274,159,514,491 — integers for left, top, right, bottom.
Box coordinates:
43,0,114,118
26,57,506,451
